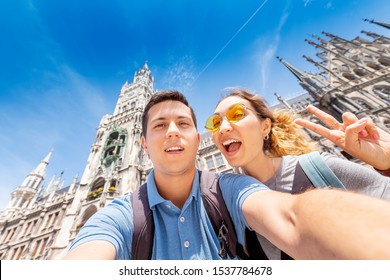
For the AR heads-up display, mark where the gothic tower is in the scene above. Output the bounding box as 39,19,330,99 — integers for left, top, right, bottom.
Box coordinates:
62,63,155,250
1,150,52,220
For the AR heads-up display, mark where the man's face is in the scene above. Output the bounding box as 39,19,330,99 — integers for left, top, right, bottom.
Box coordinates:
142,100,200,176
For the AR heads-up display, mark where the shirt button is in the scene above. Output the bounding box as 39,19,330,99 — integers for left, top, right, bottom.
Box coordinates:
166,204,171,209
180,216,185,223
184,241,190,248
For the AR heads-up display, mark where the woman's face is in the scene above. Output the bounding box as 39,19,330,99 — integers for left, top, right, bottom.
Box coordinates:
211,96,269,168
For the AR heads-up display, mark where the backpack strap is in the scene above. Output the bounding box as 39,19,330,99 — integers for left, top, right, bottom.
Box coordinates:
244,228,269,259
199,170,240,259
200,170,266,260
291,160,314,195
286,152,346,259
131,183,154,260
250,152,345,260
281,161,317,259
298,152,346,190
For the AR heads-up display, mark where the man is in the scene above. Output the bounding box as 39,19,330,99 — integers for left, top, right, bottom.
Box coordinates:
64,90,390,260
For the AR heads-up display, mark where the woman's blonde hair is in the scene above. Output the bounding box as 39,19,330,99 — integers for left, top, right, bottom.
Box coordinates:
219,89,316,157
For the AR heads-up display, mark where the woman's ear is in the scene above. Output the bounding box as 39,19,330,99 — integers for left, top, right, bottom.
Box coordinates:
262,118,272,137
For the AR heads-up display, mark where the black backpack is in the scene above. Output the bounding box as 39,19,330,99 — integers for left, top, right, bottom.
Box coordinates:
131,152,345,260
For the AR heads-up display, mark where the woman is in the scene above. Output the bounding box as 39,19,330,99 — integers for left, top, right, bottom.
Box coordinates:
205,89,390,259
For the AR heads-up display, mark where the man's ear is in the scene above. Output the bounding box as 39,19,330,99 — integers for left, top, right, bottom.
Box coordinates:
141,136,148,154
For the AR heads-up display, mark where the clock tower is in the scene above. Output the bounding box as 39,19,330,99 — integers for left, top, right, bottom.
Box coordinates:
61,63,155,247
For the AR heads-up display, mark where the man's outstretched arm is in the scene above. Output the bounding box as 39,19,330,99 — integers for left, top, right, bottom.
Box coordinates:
63,240,116,260
243,188,390,259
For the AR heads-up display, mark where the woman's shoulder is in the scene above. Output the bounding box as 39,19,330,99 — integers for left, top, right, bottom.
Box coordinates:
282,152,338,173
281,154,300,165
278,155,299,181
292,151,338,162
318,151,339,160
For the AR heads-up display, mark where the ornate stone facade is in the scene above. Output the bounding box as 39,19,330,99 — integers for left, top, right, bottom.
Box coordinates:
275,20,390,158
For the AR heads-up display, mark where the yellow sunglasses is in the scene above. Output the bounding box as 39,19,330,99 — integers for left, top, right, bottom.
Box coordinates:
205,103,266,132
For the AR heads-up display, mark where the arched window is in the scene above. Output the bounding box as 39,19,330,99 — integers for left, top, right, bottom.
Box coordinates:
76,205,98,233
384,119,390,131
102,128,128,167
373,85,390,100
106,132,119,145
378,58,390,67
97,167,103,176
353,68,367,77
87,178,105,201
366,61,381,70
351,97,372,110
342,72,356,80
108,179,117,196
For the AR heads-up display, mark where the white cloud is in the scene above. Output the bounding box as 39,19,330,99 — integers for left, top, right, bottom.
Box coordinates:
260,44,278,93
159,55,196,94
60,66,111,118
254,11,289,94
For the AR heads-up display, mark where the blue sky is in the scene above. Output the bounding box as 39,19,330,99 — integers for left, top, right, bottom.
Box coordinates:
1,0,389,210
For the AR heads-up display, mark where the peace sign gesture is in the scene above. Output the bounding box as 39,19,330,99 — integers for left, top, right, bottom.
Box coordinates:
294,105,390,172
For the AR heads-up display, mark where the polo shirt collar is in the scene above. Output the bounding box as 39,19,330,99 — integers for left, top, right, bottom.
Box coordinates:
146,169,200,209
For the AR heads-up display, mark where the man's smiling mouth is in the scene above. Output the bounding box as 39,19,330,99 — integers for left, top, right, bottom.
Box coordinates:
164,146,184,152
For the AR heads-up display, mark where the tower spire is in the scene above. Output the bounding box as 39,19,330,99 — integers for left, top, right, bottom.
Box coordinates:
67,173,79,195
276,56,328,100
304,38,373,72
303,55,349,82
32,149,53,177
364,19,390,30
4,150,53,212
274,92,292,110
276,56,307,82
322,32,389,59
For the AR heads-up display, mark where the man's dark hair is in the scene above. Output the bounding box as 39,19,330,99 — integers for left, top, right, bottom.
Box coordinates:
141,90,198,137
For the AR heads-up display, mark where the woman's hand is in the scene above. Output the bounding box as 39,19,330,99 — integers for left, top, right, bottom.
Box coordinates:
294,105,390,171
